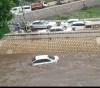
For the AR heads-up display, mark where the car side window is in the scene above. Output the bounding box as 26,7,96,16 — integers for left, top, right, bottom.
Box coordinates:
33,22,39,24
56,29,62,31
50,29,55,32
72,23,79,26
72,23,85,26
80,23,85,26
34,59,42,63
42,59,51,62
39,22,43,24
13,8,17,11
68,21,76,23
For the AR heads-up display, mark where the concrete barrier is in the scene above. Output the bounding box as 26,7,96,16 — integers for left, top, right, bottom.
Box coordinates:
1,31,100,55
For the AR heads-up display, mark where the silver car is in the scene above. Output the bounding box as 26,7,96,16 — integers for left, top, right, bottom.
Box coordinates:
61,19,79,26
31,20,57,30
38,26,73,33
71,21,86,30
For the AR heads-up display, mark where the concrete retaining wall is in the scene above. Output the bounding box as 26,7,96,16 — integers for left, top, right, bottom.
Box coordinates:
10,0,100,22
1,31,100,55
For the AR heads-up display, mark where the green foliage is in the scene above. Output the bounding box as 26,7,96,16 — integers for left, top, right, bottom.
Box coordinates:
82,6,88,10
0,0,15,38
47,5,100,20
25,0,35,2
0,23,10,39
12,0,20,6
47,15,69,20
24,0,57,3
0,0,15,21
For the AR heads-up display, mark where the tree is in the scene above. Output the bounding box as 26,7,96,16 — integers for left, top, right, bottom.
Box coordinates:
0,0,15,38
25,0,35,2
12,0,20,6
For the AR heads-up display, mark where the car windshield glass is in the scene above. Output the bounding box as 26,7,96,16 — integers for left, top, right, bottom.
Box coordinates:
43,20,49,24
32,57,36,62
68,21,75,23
48,55,55,60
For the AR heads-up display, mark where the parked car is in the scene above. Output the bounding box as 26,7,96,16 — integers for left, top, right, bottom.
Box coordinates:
71,21,86,30
38,26,73,33
31,20,57,30
10,6,22,15
61,19,79,26
47,26,74,32
10,5,31,15
32,55,59,66
22,5,32,13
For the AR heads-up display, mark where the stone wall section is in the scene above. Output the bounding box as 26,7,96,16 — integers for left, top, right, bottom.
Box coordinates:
1,31,100,55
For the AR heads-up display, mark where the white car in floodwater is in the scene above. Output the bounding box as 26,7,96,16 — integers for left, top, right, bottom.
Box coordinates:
32,55,59,66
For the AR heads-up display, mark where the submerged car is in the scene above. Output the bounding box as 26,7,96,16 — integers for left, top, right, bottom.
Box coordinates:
32,55,59,66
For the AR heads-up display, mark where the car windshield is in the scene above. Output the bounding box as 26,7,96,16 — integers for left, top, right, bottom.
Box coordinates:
32,57,36,62
48,55,55,60
68,21,76,23
43,20,49,24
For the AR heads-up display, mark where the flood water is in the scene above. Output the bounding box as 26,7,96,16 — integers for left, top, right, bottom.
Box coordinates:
0,53,100,86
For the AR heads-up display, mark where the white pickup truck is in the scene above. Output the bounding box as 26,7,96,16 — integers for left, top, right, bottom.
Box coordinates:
10,5,31,15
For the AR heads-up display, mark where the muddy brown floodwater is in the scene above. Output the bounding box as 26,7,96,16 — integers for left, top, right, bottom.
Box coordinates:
0,52,100,86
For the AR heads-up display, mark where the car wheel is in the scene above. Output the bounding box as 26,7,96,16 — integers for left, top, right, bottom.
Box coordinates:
47,25,52,29
72,27,75,31
32,26,36,31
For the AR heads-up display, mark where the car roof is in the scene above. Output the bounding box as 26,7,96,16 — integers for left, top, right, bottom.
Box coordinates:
72,21,85,24
33,20,41,22
12,6,21,9
50,26,63,29
35,55,49,60
67,19,79,22
22,5,31,7
33,20,46,23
